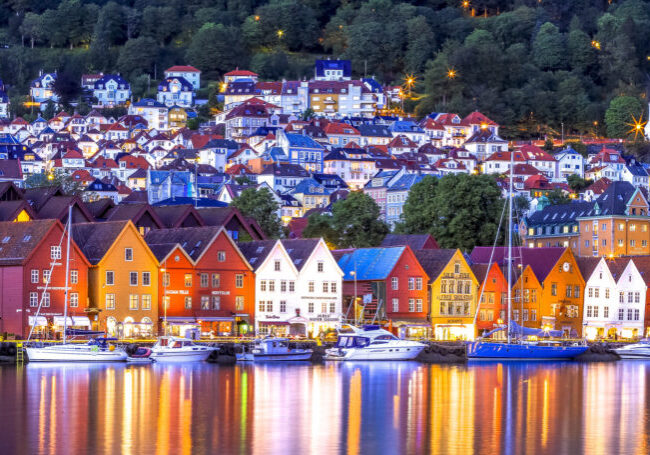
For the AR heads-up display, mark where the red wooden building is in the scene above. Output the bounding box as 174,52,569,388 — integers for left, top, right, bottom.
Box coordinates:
336,246,429,338
0,220,90,338
471,262,508,335
145,226,254,336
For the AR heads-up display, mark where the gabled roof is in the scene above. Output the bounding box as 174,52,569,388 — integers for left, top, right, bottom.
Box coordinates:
414,249,457,282
151,204,204,228
280,238,320,271
575,257,602,282
165,65,201,73
337,247,406,280
585,177,612,195
0,200,36,222
470,247,566,283
103,203,164,229
238,240,277,271
381,234,439,250
0,219,68,265
71,221,130,264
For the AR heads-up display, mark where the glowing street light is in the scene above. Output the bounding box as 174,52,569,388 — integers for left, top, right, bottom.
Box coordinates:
447,68,457,79
277,29,284,38
591,40,601,50
462,0,470,8
626,113,647,141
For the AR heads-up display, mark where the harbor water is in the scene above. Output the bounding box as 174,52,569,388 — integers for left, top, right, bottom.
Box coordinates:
0,361,648,454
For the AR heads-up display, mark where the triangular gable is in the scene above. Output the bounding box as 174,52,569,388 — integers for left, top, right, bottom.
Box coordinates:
254,239,299,276
96,221,160,267
299,238,343,277
23,220,91,268
626,187,649,211
157,243,195,267
193,226,253,271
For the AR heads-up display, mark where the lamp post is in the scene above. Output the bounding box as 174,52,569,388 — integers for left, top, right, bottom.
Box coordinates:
161,266,167,335
351,270,358,324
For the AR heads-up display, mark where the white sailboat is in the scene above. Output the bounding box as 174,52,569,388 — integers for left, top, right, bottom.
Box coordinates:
150,336,216,362
25,206,127,363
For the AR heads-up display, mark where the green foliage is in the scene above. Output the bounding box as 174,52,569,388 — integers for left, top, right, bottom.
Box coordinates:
398,174,503,251
116,37,159,79
566,175,593,192
186,23,244,80
231,187,282,239
605,96,645,138
546,188,571,205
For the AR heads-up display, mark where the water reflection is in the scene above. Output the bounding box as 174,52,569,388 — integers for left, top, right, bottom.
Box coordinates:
0,362,649,454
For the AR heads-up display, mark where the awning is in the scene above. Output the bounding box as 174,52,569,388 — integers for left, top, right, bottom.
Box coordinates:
72,316,91,327
196,317,234,322
259,321,290,326
53,316,74,326
163,317,198,324
391,319,430,327
286,316,310,324
123,321,154,325
28,316,47,327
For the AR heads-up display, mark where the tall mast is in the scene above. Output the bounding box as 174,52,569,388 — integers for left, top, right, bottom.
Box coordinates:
62,205,72,344
507,149,514,344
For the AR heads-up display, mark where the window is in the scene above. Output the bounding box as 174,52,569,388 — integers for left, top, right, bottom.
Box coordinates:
566,285,572,298
635,309,640,321
217,251,226,262
635,292,640,303
235,296,244,311
200,273,208,288
51,245,61,260
125,248,133,261
212,273,220,288
308,302,314,313
259,301,265,312
142,295,151,310
619,308,624,320
260,280,268,292
594,288,599,298
392,298,399,312
31,269,38,283
129,294,138,310
274,260,281,271
593,306,599,318
106,294,115,310
416,299,423,312
416,277,423,290
331,282,337,293
588,288,593,298
69,292,79,308
587,306,593,318
43,270,51,284
236,274,244,288
531,309,537,321
408,299,415,312
106,270,114,286
628,293,634,303
631,240,636,247
317,261,324,272
323,282,328,293
29,292,38,307
391,277,398,290
523,309,529,321
289,281,295,292
130,272,138,286
184,297,192,309
605,288,610,299
551,283,557,296
201,296,210,309
574,286,580,298
454,263,460,274
604,307,609,318
280,300,287,313
321,302,327,313
184,274,192,287
308,281,315,293
513,309,519,321
42,292,50,307
628,309,633,320
266,280,274,292
330,302,336,313
212,296,220,310
408,278,415,290
162,272,170,287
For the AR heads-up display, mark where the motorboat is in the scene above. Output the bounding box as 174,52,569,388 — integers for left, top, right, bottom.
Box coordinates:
150,336,217,362
324,325,426,361
236,338,312,362
25,338,128,362
614,339,650,359
127,346,154,363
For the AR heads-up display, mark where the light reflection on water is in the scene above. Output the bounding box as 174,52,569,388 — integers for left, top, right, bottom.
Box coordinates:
0,361,649,454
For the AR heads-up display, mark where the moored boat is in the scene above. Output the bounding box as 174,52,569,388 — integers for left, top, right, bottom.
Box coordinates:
614,340,650,359
150,336,216,362
25,338,128,362
127,346,154,363
324,325,426,361
236,338,312,361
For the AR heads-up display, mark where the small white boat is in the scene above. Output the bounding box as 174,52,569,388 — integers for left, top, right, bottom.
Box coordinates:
26,338,128,362
614,339,650,359
236,338,312,362
150,336,216,362
127,347,154,363
324,325,426,361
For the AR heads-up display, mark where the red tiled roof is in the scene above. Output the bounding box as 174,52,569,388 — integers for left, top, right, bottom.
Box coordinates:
324,122,360,136
585,177,611,194
165,65,201,73
462,111,498,126
225,69,258,77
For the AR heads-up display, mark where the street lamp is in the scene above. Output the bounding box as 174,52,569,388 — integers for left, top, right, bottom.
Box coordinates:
161,266,167,335
351,270,358,324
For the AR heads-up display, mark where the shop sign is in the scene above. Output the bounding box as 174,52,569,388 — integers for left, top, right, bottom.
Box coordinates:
436,294,472,300
166,290,189,295
300,296,338,300
211,290,231,295
441,272,470,279
265,315,282,320
445,319,465,323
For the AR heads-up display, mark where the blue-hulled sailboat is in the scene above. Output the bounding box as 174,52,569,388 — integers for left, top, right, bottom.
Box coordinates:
466,151,588,361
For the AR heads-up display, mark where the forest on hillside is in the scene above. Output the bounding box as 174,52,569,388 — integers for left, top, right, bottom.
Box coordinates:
0,0,649,138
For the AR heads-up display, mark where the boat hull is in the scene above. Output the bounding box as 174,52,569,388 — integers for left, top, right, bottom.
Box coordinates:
614,345,650,359
467,342,588,360
25,346,128,362
325,345,425,361
150,349,214,362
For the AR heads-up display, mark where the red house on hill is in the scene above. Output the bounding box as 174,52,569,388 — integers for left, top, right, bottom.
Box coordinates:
145,226,254,336
0,220,90,338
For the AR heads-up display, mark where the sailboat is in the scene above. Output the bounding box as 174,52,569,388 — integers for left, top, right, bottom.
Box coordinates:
466,151,588,360
25,206,127,362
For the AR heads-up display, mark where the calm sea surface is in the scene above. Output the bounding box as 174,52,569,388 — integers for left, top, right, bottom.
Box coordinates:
0,361,648,454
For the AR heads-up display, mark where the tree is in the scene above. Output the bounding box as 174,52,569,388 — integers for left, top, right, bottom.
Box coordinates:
399,174,503,251
329,191,389,248
20,12,42,48
186,23,245,80
532,22,565,70
231,187,282,238
567,175,593,192
302,213,339,248
116,37,159,79
52,71,82,105
605,95,645,138
547,188,571,205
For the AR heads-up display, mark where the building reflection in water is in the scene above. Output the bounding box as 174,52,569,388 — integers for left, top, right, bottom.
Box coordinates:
0,362,648,454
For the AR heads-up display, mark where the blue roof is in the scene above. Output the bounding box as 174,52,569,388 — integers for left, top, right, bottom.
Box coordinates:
149,170,194,185
390,120,424,134
387,174,425,192
157,76,192,92
94,74,130,90
315,60,351,78
86,179,117,192
362,78,383,93
292,178,330,195
285,133,323,149
154,197,227,207
31,73,56,88
268,146,288,161
337,247,405,280
132,98,165,108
